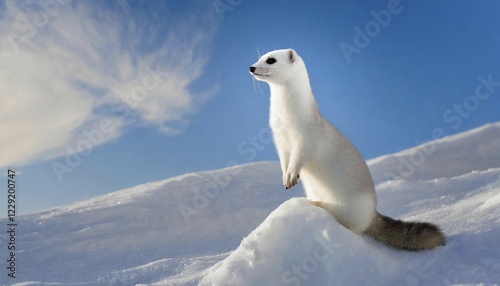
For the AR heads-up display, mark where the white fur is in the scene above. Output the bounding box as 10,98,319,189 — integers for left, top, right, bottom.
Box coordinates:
250,49,376,233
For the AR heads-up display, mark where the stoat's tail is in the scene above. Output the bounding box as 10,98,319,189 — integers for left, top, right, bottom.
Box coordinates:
364,212,445,251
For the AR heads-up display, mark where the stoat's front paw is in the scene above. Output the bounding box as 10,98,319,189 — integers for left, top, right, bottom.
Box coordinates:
283,170,300,190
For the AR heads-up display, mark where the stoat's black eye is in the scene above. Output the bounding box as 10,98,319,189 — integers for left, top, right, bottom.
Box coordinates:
266,57,276,64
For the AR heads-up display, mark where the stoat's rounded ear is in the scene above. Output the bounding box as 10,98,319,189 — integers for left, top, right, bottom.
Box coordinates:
288,49,295,63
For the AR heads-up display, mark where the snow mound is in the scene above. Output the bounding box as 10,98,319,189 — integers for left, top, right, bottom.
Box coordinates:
202,168,500,285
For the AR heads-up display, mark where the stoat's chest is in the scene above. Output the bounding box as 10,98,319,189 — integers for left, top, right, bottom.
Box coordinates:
270,93,303,131
269,89,318,145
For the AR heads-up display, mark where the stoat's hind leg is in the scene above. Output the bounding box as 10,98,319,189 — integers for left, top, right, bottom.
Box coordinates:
309,200,325,208
308,200,354,231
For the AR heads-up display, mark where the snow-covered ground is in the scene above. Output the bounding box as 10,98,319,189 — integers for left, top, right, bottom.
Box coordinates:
2,122,500,286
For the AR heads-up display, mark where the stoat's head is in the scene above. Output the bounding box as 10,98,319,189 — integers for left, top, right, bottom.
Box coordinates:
249,49,304,85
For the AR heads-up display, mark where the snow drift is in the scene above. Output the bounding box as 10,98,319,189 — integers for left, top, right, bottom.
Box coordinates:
201,169,500,285
2,122,500,286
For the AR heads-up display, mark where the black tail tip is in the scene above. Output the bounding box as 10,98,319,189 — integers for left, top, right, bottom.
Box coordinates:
406,221,446,251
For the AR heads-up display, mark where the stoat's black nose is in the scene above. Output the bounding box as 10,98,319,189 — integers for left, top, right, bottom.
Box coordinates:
249,66,256,73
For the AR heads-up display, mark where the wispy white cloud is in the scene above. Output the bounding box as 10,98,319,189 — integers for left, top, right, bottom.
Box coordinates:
0,1,219,168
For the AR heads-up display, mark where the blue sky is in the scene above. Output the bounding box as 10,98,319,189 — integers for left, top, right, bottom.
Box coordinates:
1,0,499,215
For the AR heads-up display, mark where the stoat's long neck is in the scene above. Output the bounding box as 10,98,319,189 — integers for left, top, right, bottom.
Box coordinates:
269,66,317,125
